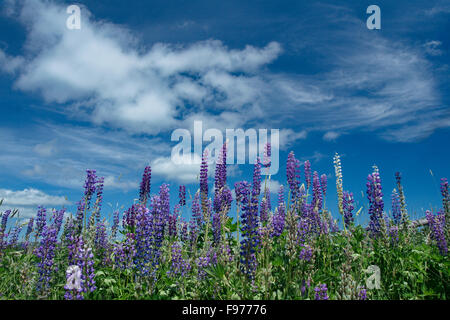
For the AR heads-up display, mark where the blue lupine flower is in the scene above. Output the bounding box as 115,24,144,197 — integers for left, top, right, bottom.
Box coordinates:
139,166,152,206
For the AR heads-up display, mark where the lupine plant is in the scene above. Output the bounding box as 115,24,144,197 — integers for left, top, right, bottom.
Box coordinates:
0,146,448,300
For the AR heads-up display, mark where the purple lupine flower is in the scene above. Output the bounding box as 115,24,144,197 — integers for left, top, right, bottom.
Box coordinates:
168,205,179,238
192,191,202,229
167,242,191,279
200,149,209,211
237,180,253,268
299,244,313,262
1,209,11,231
95,222,108,251
75,236,96,295
252,157,262,199
179,185,186,206
389,225,399,245
239,160,261,280
359,287,367,300
221,186,233,213
23,217,34,250
320,174,328,198
8,225,22,247
159,183,171,228
314,284,329,300
391,189,401,225
214,143,228,213
53,208,66,236
297,217,311,245
26,218,34,238
440,177,449,199
426,210,447,255
75,199,86,233
312,171,323,212
286,152,300,201
139,166,152,206
123,205,139,231
304,160,311,191
180,218,189,243
301,279,311,298
113,233,136,270
149,195,165,271
262,143,272,168
212,211,222,245
0,210,11,252
305,202,321,235
196,249,217,280
94,177,104,222
84,169,97,209
205,197,213,227
35,206,47,238
259,187,271,224
321,217,330,235
196,255,211,280
366,170,384,237
235,181,249,206
329,217,339,233
272,185,286,237
134,204,152,275
111,210,120,240
67,234,77,266
35,225,59,293
189,218,198,249
441,178,449,214
342,191,355,228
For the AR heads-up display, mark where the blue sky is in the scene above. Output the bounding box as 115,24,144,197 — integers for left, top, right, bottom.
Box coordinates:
0,0,449,227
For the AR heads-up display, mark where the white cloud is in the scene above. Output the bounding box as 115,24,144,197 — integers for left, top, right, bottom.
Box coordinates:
425,2,450,16
0,0,446,156
263,179,282,194
0,188,71,218
300,151,327,164
323,131,341,141
0,0,282,135
33,139,57,156
279,129,307,149
152,153,203,184
0,124,170,191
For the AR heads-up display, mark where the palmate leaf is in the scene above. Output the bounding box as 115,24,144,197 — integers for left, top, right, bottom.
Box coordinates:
205,263,226,279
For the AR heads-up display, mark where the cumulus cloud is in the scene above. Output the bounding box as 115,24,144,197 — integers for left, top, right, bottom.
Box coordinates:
152,153,202,184
0,188,71,218
0,188,70,206
0,0,282,135
0,0,446,169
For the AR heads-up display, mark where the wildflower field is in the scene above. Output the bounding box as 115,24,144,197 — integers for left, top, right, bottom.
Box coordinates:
0,144,448,300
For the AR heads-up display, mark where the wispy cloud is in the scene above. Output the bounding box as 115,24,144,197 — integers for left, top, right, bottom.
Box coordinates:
0,0,446,144
423,40,443,56
425,1,450,16
323,131,341,141
0,124,169,190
